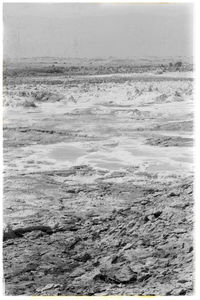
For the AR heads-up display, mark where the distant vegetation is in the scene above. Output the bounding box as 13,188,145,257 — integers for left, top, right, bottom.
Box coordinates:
3,58,193,79
169,61,183,71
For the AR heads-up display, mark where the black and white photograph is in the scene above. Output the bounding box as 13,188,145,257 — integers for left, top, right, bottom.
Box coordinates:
2,1,196,296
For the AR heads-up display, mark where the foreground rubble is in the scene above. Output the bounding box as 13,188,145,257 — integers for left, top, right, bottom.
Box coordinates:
3,172,193,295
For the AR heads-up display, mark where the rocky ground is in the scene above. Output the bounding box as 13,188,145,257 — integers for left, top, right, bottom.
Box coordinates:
3,66,194,295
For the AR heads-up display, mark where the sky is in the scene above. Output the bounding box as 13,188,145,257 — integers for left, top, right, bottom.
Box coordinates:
3,3,193,59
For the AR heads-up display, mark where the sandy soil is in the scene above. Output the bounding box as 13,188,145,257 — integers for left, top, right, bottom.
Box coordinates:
3,70,194,295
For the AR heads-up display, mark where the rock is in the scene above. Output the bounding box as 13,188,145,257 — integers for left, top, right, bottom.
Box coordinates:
168,191,180,197
145,257,157,267
179,288,187,295
153,211,162,218
93,257,100,267
122,243,133,251
36,283,61,292
70,267,86,278
138,273,151,282
24,230,45,239
148,215,155,222
3,224,17,241
111,255,119,264
129,263,145,274
178,278,189,284
165,290,172,296
188,246,193,253
114,265,137,283
75,252,91,262
4,224,53,241
66,237,81,250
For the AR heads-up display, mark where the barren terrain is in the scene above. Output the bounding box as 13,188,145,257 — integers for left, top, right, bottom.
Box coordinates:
3,58,194,295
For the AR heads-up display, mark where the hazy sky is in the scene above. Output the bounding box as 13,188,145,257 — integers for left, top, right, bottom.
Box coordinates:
3,3,193,59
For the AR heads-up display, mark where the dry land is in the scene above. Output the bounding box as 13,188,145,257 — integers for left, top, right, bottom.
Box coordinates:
3,58,194,295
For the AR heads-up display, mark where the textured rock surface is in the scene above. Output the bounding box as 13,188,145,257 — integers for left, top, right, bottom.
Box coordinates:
3,175,193,295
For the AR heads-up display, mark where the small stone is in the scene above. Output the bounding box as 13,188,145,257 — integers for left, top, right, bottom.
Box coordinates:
36,283,60,292
168,191,180,197
145,257,157,267
75,252,91,262
153,211,162,218
148,215,155,221
164,289,172,296
3,224,17,241
70,267,85,278
138,273,151,282
114,265,137,283
122,243,133,251
179,289,187,295
93,257,100,267
188,246,193,253
178,279,188,284
111,255,119,264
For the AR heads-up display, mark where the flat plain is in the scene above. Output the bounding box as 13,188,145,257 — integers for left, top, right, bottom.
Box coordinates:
3,57,194,295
